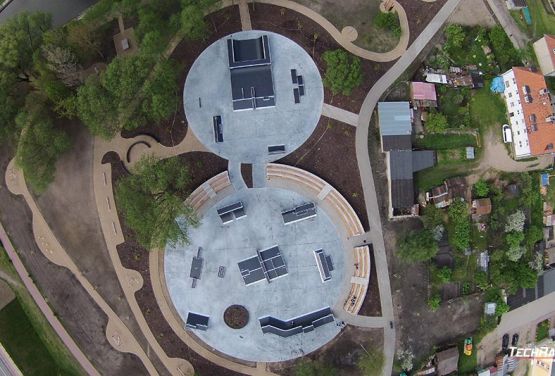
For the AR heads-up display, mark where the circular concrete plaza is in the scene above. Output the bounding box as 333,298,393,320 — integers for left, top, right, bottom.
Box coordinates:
164,187,346,362
183,30,324,164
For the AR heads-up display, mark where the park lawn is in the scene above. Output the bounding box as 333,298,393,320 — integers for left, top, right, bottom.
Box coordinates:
0,248,81,375
469,86,508,131
0,300,61,376
414,134,477,150
528,0,555,37
415,160,477,191
472,225,488,250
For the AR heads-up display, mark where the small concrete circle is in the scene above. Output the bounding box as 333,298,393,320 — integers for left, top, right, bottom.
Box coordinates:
183,30,324,164
164,187,346,362
341,26,358,42
223,305,249,329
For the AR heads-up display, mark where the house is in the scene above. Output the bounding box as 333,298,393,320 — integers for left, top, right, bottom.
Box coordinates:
533,35,555,77
410,82,437,108
436,347,459,376
501,67,555,159
472,198,492,221
378,102,412,152
506,0,527,10
426,177,469,208
378,102,437,218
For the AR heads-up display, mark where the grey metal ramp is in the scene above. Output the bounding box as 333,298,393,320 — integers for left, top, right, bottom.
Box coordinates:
313,249,331,282
186,312,209,330
282,202,316,224
252,163,267,188
238,255,266,285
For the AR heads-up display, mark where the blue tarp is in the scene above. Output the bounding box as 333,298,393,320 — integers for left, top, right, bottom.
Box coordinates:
541,173,549,187
490,77,505,93
523,7,532,25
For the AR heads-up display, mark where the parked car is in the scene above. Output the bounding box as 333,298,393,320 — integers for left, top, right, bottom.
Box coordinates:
502,124,512,143
502,334,510,352
464,337,473,356
512,333,519,347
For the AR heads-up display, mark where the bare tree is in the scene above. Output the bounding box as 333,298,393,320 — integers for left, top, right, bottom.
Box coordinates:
42,44,82,87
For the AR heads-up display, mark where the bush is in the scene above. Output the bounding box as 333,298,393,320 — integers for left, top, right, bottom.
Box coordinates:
448,200,471,251
444,24,466,54
536,320,550,342
322,49,362,96
505,210,525,233
374,11,401,37
428,294,441,311
425,112,448,133
398,229,439,262
474,180,489,198
489,26,521,71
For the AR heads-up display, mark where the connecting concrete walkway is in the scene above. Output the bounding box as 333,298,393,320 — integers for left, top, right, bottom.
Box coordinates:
322,103,359,127
238,0,252,30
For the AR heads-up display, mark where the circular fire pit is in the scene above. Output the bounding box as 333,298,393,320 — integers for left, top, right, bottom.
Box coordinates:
224,305,249,329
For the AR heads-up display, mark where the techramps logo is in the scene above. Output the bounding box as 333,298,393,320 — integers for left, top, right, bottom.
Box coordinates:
508,346,555,360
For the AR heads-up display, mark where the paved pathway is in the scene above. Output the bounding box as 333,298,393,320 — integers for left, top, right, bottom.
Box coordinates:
239,0,252,30
322,103,359,127
0,343,21,376
4,160,161,376
485,0,530,49
243,0,410,62
355,0,463,373
0,221,98,376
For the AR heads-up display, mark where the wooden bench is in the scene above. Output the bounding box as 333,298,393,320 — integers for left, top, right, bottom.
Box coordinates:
186,172,231,212
344,245,371,315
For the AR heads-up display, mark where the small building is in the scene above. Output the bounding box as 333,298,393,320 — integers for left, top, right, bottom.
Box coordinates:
426,72,449,84
410,82,437,108
426,177,469,208
466,146,475,160
533,35,555,77
378,102,412,152
472,198,492,221
436,347,459,376
506,0,527,9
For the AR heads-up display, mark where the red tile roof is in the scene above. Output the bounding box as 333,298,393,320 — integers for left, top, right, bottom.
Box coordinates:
512,67,555,156
410,82,437,101
545,35,555,69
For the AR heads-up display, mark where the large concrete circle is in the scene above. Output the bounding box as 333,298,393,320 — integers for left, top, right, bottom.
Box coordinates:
164,187,346,362
183,30,324,164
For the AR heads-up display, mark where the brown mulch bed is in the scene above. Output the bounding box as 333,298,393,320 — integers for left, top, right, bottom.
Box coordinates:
223,305,249,329
240,164,253,188
278,116,369,231
109,153,245,376
177,152,228,194
249,3,393,114
397,0,448,45
357,246,382,316
121,6,242,147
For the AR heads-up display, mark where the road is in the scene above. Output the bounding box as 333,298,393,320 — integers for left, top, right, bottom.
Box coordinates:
485,0,530,49
355,0,463,374
0,0,97,26
0,222,99,376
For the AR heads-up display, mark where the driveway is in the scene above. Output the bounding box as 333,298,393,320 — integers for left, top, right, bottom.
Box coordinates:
484,0,530,49
0,0,96,26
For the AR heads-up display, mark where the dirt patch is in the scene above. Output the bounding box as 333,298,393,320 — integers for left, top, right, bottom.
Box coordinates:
269,326,384,376
448,0,496,27
249,3,393,114
223,305,249,329
396,0,447,45
240,164,253,189
177,152,228,194
278,117,368,230
358,249,382,316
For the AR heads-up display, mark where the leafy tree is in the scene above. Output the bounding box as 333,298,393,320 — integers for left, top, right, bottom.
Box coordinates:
505,230,525,262
490,260,537,293
66,21,103,60
0,12,52,78
396,348,414,372
115,155,197,249
322,49,363,96
427,294,441,311
398,229,438,262
41,44,82,87
425,112,448,133
15,96,71,193
373,11,401,37
180,1,209,41
525,225,543,249
0,71,20,141
294,360,336,376
358,347,385,376
141,60,179,122
505,210,525,233
474,179,489,198
103,55,151,105
422,204,444,229
448,200,471,251
489,26,521,70
74,76,118,138
444,24,465,53
529,251,544,272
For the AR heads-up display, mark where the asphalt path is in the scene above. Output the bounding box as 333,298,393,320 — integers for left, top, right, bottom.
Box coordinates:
0,0,96,26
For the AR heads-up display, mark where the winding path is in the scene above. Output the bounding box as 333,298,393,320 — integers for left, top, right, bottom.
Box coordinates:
354,0,463,373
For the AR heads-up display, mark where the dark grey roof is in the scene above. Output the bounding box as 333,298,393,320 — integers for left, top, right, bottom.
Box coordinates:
389,150,414,180
511,0,527,7
391,179,415,209
382,134,412,152
389,151,415,209
259,307,334,337
543,268,555,295
186,312,209,330
227,35,275,111
412,150,436,172
238,255,266,285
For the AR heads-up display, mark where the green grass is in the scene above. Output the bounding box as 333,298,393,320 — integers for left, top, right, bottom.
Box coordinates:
469,85,508,132
536,319,550,342
0,248,82,375
458,338,478,375
472,226,488,250
528,0,555,37
415,161,477,191
414,134,477,150
510,10,531,36
0,300,62,375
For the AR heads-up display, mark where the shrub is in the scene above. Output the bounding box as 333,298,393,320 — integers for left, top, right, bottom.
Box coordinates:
428,294,441,311
448,200,471,251
398,229,439,262
374,11,401,37
505,210,525,233
474,179,489,198
425,112,449,133
322,49,362,96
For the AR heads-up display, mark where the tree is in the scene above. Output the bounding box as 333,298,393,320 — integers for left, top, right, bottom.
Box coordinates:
141,60,179,122
448,200,471,251
74,76,118,138
0,12,52,78
505,210,525,233
529,251,544,272
444,24,465,53
41,44,82,87
422,204,444,229
0,71,20,141
294,360,336,376
322,49,363,96
489,26,521,70
15,96,71,193
396,348,414,372
66,21,103,60
358,347,385,376
115,155,197,249
103,55,151,105
398,229,438,262
474,179,489,198
505,231,525,261
180,2,208,41
425,112,448,133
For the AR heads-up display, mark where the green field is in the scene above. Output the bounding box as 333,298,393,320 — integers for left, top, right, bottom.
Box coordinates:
529,0,555,36
469,86,508,132
0,248,81,375
414,134,477,150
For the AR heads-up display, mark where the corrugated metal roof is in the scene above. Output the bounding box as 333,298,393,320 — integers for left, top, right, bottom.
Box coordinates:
378,102,412,136
382,134,412,151
412,150,436,172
